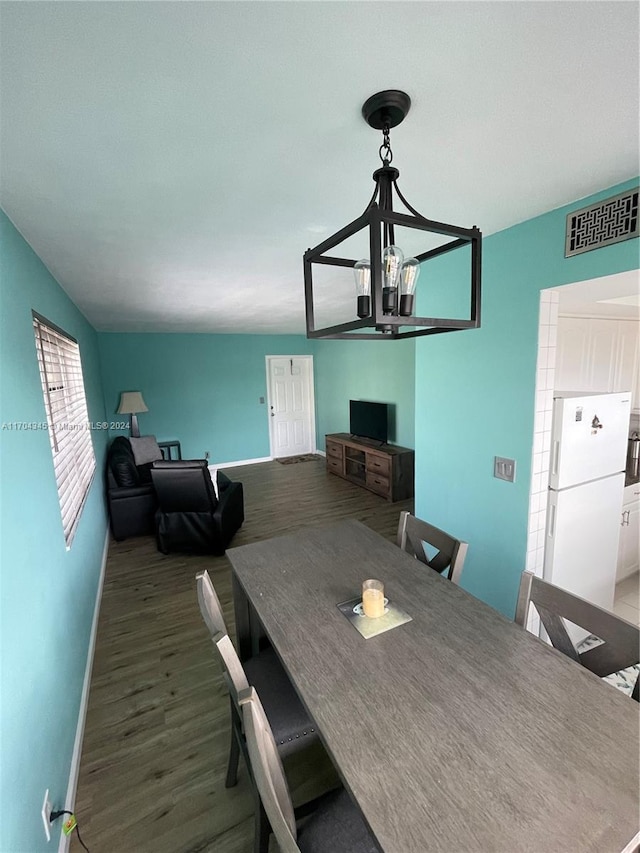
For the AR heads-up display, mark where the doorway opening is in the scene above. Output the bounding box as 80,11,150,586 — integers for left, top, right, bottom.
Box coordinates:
526,270,639,633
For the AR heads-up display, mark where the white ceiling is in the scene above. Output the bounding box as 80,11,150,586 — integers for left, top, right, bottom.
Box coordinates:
557,269,640,319
1,1,638,334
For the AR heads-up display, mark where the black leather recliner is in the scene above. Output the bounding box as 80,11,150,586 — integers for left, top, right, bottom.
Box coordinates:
151,460,244,555
106,436,157,540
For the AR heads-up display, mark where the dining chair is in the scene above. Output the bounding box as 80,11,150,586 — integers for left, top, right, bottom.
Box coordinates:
240,685,379,853
196,570,319,785
397,511,468,584
196,570,323,852
515,571,640,701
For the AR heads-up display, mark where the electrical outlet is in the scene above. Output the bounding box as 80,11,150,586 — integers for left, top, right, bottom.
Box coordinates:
41,789,52,842
494,456,516,482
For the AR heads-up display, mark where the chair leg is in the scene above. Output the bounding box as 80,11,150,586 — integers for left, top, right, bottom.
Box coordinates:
253,797,270,853
226,699,270,852
225,699,242,788
225,729,241,788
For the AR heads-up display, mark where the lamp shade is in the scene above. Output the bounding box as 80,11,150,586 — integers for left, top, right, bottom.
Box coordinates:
117,391,148,415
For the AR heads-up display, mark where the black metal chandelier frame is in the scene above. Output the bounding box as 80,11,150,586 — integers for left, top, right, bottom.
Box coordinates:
303,90,482,340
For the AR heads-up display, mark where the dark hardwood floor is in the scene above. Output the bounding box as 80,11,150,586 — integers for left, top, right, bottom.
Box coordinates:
71,458,412,853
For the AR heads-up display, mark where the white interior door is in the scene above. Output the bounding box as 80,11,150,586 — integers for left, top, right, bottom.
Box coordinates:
266,356,316,458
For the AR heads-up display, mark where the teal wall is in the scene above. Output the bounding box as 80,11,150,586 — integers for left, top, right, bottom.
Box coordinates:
98,334,416,462
313,339,415,448
0,211,109,852
414,177,640,618
98,333,312,463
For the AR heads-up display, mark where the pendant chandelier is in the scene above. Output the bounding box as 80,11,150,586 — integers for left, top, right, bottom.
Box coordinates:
303,90,482,340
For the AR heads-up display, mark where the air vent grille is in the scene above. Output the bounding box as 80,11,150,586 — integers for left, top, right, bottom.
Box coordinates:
565,188,639,257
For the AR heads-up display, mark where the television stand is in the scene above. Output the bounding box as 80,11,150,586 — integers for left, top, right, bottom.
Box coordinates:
350,434,385,447
325,433,414,502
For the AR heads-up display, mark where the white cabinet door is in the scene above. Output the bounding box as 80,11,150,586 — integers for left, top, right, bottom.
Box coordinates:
586,320,618,392
614,320,640,411
616,497,640,582
556,317,640,409
555,317,590,391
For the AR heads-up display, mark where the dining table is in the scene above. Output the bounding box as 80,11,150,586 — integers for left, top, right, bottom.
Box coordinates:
227,519,639,853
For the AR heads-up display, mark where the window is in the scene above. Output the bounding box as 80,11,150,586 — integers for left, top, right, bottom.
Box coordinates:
33,313,96,546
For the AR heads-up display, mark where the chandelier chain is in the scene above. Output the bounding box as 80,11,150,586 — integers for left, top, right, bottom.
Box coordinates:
378,122,393,165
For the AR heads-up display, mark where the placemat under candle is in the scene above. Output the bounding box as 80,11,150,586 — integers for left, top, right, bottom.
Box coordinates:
337,596,412,639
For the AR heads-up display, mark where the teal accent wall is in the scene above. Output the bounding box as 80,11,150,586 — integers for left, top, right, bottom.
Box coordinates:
414,178,640,618
98,333,312,463
98,334,416,464
0,211,108,852
313,339,415,448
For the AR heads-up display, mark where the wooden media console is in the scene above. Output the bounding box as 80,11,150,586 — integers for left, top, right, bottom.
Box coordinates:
325,433,414,502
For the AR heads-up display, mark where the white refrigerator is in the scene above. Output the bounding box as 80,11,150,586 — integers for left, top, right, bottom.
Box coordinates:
543,391,631,640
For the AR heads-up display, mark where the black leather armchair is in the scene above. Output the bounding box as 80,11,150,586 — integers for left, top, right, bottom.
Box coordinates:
151,460,244,556
106,436,157,540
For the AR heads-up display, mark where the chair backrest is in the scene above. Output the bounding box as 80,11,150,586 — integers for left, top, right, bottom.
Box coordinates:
397,511,468,584
151,460,217,512
239,686,300,853
195,570,250,700
515,571,640,701
213,632,250,703
196,569,227,636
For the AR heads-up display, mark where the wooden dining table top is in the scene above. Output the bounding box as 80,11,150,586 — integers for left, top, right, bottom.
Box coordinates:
227,519,640,853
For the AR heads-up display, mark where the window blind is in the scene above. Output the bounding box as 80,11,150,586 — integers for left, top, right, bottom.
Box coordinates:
33,314,96,546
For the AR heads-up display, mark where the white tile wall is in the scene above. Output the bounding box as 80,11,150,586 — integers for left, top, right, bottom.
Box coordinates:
525,289,560,636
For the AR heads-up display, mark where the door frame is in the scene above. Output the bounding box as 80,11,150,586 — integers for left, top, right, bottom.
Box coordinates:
525,271,635,635
265,355,317,458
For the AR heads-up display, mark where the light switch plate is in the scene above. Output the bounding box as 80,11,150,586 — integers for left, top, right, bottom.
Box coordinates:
494,456,516,482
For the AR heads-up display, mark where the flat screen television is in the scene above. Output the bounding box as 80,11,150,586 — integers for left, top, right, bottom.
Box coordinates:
349,400,388,444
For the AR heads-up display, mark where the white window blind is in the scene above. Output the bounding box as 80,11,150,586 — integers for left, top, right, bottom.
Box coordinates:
33,313,96,547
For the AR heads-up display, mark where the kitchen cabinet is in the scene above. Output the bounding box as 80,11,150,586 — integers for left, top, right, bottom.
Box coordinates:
556,317,640,411
555,317,589,389
616,484,640,582
615,321,640,407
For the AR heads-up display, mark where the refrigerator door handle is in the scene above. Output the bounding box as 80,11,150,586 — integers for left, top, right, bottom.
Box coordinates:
551,440,560,476
548,503,556,538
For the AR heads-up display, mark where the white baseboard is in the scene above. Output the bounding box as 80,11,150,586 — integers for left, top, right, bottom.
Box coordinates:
212,451,327,468
212,455,273,469
58,526,110,853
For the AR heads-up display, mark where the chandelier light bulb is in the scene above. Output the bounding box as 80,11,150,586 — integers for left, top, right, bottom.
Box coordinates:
399,258,421,316
382,245,404,314
354,259,371,318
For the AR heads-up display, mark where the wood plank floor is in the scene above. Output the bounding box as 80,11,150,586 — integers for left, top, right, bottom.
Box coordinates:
71,458,412,853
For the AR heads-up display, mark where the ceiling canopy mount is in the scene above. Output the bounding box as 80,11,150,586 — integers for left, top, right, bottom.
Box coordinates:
361,89,411,131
